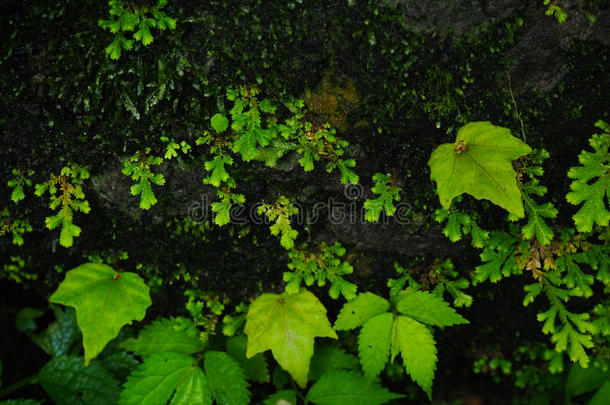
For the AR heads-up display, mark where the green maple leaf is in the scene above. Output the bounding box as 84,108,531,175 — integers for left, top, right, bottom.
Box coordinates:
39,355,121,405
305,370,403,405
428,121,532,217
122,317,205,357
244,290,337,388
566,121,610,232
120,352,211,405
49,263,151,365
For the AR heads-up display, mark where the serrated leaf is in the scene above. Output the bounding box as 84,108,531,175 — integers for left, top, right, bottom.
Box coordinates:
244,290,337,388
522,195,557,245
308,345,359,381
49,263,151,365
226,335,270,383
120,352,210,405
169,366,211,405
204,351,250,405
394,316,437,399
358,312,392,379
10,185,25,203
334,292,390,331
395,289,468,327
39,355,121,405
306,370,403,405
31,307,80,357
211,113,229,133
122,317,205,357
428,121,532,217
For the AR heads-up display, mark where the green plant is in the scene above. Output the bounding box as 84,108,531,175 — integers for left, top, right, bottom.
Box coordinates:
122,149,165,210
34,164,91,247
98,0,177,59
543,1,568,24
7,169,34,204
257,196,299,249
364,173,401,222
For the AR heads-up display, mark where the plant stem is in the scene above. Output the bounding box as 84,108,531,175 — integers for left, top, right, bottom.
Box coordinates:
0,374,39,399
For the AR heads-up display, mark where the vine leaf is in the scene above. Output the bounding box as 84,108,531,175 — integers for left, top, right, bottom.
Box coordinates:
122,317,205,358
428,121,532,217
49,263,151,365
119,352,211,405
305,370,403,405
244,290,337,388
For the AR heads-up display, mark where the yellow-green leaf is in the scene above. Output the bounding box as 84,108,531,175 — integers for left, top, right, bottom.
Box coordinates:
428,121,532,217
50,263,151,365
244,290,337,388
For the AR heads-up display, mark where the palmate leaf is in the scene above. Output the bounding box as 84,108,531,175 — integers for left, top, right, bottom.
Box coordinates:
305,370,403,405
50,263,151,365
566,121,610,232
428,121,532,217
244,290,337,388
122,317,206,357
39,355,121,405
119,352,211,405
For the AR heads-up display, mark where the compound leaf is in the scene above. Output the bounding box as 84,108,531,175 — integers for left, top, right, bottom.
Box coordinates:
428,121,532,217
204,351,250,405
395,289,469,327
244,290,337,388
334,292,390,331
358,312,393,379
122,317,205,357
120,352,210,405
49,263,151,365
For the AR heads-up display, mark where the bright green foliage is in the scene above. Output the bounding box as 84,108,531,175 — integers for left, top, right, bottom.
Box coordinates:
99,0,177,59
334,292,390,330
1,256,37,284
34,164,91,247
119,352,211,405
428,121,532,217
543,0,568,23
434,204,489,248
364,173,401,222
308,345,360,381
0,207,32,246
228,87,279,161
226,335,270,383
517,148,558,245
305,370,404,405
335,290,467,397
474,230,521,284
7,168,34,203
204,155,233,187
122,149,165,210
122,317,205,357
203,351,250,405
566,120,610,232
244,289,337,388
210,180,245,226
161,136,191,160
210,113,229,133
285,242,357,300
257,196,299,249
39,355,121,405
395,288,470,327
49,263,151,365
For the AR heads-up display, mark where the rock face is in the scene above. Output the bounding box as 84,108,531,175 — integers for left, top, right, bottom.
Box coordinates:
389,0,608,93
